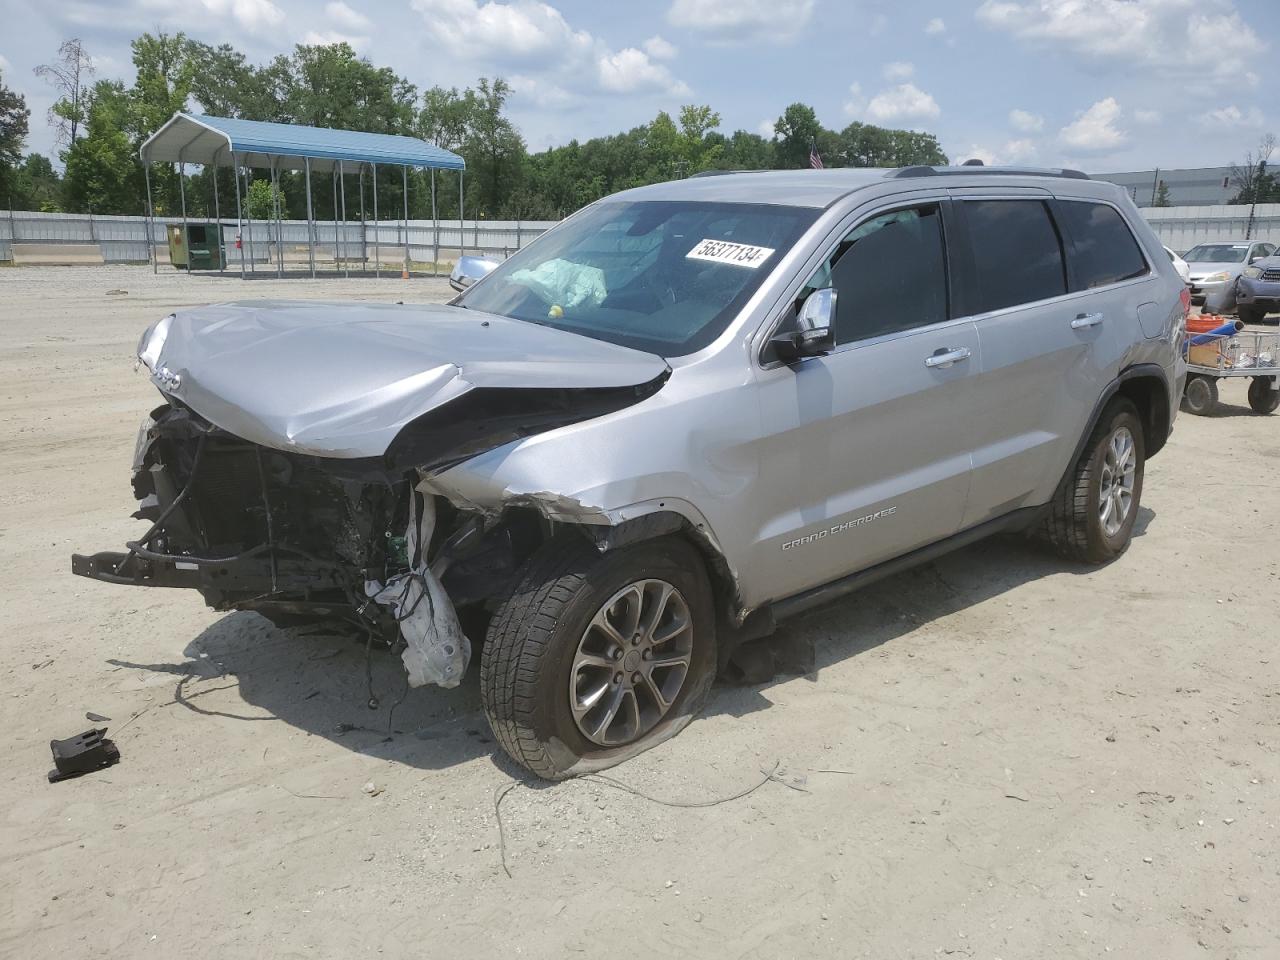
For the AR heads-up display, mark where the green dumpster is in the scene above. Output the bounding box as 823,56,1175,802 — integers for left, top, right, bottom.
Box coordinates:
167,222,224,271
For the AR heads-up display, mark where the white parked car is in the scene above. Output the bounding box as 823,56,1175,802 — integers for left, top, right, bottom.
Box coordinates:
1163,245,1190,284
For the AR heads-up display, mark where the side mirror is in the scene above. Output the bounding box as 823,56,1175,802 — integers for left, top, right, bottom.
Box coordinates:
771,287,836,363
449,255,500,292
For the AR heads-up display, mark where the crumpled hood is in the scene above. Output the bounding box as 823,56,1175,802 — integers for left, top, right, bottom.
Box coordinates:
145,299,669,458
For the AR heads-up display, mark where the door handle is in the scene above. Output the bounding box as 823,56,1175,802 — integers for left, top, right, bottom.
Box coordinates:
1071,312,1105,329
924,346,972,368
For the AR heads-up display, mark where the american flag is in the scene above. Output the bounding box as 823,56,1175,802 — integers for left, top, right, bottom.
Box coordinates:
809,141,823,170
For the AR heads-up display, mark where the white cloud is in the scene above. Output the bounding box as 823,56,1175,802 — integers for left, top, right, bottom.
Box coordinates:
883,61,914,81
1009,109,1043,132
411,0,592,59
864,83,940,123
597,48,689,95
200,0,284,31
1133,109,1162,125
667,0,814,42
643,35,678,60
842,82,864,117
0,54,11,75
961,138,1038,166
411,0,689,99
868,13,888,36
757,118,776,138
962,145,998,166
325,1,371,31
1205,105,1265,127
302,29,370,50
1059,96,1126,153
924,17,945,34
976,0,1264,80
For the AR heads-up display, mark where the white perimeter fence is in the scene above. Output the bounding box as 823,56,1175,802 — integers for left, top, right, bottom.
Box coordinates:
4,204,1280,268
0,210,556,267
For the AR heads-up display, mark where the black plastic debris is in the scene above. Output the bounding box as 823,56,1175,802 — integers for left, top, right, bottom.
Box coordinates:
48,728,120,783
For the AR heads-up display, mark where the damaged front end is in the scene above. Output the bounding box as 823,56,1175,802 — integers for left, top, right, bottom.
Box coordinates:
73,403,468,685
73,384,662,688
73,300,672,688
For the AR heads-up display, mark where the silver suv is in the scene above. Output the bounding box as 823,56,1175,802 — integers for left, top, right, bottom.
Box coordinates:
74,166,1187,779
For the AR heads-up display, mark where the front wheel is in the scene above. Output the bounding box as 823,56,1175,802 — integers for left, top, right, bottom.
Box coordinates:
1248,377,1280,414
1239,305,1265,326
481,534,716,780
1039,398,1145,564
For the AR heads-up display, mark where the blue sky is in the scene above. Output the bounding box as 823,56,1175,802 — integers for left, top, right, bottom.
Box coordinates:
1,0,1275,173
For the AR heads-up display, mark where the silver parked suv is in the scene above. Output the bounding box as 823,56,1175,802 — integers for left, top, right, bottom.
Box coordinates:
74,166,1187,778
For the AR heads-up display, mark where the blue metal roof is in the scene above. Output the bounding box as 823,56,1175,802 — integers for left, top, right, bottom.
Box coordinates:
140,113,464,173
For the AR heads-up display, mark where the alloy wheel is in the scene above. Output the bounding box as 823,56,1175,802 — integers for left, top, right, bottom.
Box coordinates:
568,579,693,746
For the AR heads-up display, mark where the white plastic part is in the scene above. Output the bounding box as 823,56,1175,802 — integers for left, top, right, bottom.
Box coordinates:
365,489,469,688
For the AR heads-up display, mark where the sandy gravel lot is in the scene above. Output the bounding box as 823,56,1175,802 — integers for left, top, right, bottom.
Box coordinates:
1,264,1278,959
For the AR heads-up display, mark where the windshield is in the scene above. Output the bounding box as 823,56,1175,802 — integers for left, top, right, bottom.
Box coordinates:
1184,243,1249,263
457,200,819,356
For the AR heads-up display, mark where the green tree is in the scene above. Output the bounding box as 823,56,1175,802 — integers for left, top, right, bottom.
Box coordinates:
0,70,31,205
677,104,722,173
10,153,63,210
463,77,525,217
773,103,822,168
61,80,141,214
839,121,947,167
245,177,285,219
1153,181,1171,207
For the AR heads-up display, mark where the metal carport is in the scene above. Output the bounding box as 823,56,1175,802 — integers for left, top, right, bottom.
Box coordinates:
139,113,466,279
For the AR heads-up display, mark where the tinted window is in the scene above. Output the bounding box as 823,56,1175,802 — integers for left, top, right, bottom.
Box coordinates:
1184,243,1248,263
1057,201,1148,288
807,204,948,344
964,200,1066,312
458,200,817,357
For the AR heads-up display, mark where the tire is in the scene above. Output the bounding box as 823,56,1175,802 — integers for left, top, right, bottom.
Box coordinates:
1181,374,1219,416
1039,398,1145,565
481,533,716,780
1248,377,1280,414
1239,305,1265,326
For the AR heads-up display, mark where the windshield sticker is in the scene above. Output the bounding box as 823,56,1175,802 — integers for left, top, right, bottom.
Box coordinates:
686,238,776,268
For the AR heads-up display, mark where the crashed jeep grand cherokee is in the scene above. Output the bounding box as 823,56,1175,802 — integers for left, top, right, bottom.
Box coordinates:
75,167,1184,779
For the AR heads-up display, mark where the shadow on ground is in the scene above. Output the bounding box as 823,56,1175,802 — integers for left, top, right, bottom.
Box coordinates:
106,510,1155,774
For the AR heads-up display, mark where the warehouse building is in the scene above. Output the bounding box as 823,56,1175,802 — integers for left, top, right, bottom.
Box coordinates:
1093,166,1237,207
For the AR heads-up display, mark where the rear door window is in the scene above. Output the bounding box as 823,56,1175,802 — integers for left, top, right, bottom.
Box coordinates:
963,200,1067,313
1056,200,1149,289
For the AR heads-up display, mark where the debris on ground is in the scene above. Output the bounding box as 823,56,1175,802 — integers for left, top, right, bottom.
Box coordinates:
48,728,120,783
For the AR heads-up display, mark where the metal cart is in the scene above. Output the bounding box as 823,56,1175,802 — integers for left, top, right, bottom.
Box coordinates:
1182,329,1280,416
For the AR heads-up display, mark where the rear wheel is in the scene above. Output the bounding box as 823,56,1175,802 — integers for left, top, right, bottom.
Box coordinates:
1181,374,1218,416
481,534,716,780
1248,377,1280,414
1040,398,1145,564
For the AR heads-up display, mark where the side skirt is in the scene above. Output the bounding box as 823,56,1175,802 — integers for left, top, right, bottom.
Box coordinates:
769,506,1044,623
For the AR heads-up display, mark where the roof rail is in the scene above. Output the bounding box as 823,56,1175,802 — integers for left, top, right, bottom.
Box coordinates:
688,169,751,178
888,165,1090,181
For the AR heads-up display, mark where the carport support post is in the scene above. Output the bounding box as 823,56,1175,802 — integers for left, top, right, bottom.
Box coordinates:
244,166,255,275
458,170,465,259
430,168,438,277
304,156,316,279
212,149,223,274
358,165,365,274
232,152,245,280
272,161,283,278
339,160,349,279
144,163,156,274
371,162,379,278
402,166,410,276
178,157,188,276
